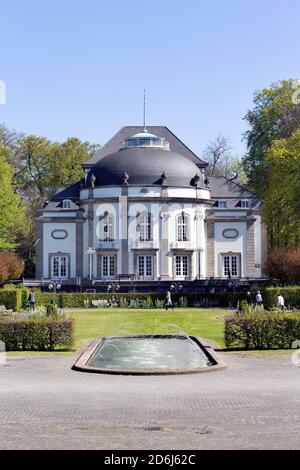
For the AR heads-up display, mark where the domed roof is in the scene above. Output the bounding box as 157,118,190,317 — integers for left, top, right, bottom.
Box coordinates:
87,147,203,187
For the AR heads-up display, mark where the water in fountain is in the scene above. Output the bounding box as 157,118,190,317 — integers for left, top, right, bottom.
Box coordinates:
87,321,212,371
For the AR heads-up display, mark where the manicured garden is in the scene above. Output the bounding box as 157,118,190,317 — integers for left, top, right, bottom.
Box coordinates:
71,307,229,350
1,285,300,353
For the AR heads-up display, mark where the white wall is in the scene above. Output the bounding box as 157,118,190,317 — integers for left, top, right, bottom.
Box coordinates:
43,223,76,278
254,215,262,277
214,222,247,277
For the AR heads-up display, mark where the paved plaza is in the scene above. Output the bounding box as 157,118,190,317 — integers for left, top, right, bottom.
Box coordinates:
1,352,300,449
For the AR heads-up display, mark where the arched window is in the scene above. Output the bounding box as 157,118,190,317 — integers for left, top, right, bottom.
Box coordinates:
139,212,152,241
62,199,72,209
176,212,190,241
99,212,114,241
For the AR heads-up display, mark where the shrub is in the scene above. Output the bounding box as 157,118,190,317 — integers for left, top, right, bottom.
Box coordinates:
0,252,24,286
225,311,300,349
154,298,165,308
263,286,300,309
45,303,59,318
0,317,74,351
29,290,245,309
0,286,29,311
263,247,300,282
238,300,251,314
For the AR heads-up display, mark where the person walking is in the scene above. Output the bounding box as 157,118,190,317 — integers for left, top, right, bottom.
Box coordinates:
246,291,252,305
28,290,36,311
277,293,285,311
255,290,263,307
164,291,174,311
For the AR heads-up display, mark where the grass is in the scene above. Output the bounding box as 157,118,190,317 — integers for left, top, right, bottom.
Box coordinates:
5,307,296,356
6,307,229,356
71,307,230,350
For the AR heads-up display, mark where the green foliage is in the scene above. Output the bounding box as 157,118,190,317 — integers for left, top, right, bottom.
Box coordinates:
263,130,300,247
0,288,23,311
177,296,188,307
225,311,300,349
154,298,165,308
243,79,300,197
238,300,251,314
45,303,59,318
263,286,300,309
0,317,74,351
0,125,100,276
0,150,25,250
31,291,243,309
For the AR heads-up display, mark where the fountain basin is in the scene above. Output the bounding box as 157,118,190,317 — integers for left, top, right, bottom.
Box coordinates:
72,335,226,375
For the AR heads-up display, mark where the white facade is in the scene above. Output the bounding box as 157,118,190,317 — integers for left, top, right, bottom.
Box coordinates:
37,185,265,282
35,126,265,283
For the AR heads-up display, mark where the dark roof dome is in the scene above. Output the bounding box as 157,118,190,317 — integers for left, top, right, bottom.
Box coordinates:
88,146,204,187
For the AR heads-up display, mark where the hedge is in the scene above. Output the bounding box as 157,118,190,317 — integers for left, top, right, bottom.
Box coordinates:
263,287,300,309
33,291,243,308
225,311,300,349
0,318,74,351
0,287,29,311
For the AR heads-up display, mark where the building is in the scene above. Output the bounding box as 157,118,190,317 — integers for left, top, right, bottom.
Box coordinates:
35,126,267,289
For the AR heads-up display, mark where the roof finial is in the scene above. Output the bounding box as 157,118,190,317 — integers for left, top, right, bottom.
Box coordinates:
143,89,147,133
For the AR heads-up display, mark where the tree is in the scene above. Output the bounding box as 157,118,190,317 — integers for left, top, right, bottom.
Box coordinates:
203,134,247,184
0,123,21,154
48,137,100,190
263,247,300,282
243,79,300,197
8,131,100,276
13,134,100,207
203,134,232,176
12,135,60,205
0,252,24,285
263,129,300,248
0,149,25,250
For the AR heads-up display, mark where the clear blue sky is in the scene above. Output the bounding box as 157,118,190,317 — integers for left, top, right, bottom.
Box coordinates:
1,0,300,157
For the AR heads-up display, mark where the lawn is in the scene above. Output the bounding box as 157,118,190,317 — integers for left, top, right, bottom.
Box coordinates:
6,307,295,356
71,307,229,350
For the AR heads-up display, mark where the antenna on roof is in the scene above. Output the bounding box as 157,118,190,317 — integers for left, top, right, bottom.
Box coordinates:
143,89,147,133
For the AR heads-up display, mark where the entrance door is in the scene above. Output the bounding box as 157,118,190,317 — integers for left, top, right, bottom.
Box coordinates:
51,255,68,278
222,254,240,278
138,255,153,279
175,255,188,279
102,255,115,278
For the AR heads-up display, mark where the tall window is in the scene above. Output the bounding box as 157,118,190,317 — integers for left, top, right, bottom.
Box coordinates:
223,254,239,277
102,255,115,277
139,212,152,241
99,213,114,241
175,255,188,277
138,255,153,278
51,255,68,278
176,213,189,241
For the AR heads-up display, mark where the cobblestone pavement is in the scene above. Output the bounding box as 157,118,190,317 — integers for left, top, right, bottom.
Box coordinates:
0,352,300,449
